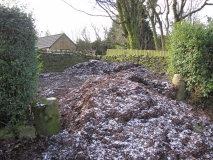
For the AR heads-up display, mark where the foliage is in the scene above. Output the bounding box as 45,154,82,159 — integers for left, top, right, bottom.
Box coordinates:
76,38,110,55
76,38,92,54
92,39,108,55
168,21,213,98
138,19,155,50
0,6,40,128
106,19,128,49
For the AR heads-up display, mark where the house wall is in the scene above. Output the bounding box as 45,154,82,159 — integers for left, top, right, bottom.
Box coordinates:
50,34,77,51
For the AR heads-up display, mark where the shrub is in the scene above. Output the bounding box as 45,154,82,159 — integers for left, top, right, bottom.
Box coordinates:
0,6,40,128
168,21,213,98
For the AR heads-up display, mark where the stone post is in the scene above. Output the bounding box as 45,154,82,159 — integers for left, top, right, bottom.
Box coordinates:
172,74,186,100
32,97,60,136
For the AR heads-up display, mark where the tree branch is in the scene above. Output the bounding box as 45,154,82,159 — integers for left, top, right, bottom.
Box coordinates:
179,0,187,17
61,0,109,17
96,0,126,24
96,0,118,21
182,0,213,19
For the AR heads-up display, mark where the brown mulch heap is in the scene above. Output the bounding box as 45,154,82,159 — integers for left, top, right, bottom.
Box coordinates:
1,60,213,160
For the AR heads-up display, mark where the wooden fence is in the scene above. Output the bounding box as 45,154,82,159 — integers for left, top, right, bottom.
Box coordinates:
106,49,167,57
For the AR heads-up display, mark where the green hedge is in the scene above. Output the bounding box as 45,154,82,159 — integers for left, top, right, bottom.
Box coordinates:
168,21,213,99
0,6,40,128
39,52,96,72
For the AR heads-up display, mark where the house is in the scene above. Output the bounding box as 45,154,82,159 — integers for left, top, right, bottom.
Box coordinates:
37,33,77,52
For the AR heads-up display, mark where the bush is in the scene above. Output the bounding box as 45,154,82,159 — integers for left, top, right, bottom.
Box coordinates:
168,21,213,98
0,6,40,128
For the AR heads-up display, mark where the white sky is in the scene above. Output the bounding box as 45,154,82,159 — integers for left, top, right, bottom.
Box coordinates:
20,0,113,42
3,0,213,42
200,4,213,19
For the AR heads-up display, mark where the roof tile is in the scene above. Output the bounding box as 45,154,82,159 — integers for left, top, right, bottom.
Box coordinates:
37,33,63,49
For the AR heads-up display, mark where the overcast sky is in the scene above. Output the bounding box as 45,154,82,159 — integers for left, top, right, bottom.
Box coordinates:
20,0,112,42
6,0,213,42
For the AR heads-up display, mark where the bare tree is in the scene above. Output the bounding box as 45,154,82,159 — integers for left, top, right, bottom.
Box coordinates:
44,29,51,36
145,0,160,50
95,0,118,22
144,0,213,50
91,23,102,40
164,0,172,36
69,29,81,43
81,26,91,42
101,24,110,40
145,0,166,50
172,0,213,23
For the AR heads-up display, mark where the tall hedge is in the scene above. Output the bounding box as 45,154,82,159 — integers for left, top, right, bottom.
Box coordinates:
168,21,213,98
0,6,40,127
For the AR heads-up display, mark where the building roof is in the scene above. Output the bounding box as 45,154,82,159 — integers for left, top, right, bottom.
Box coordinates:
36,33,76,49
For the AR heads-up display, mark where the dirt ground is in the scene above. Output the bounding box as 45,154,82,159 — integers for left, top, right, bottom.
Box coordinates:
0,60,213,160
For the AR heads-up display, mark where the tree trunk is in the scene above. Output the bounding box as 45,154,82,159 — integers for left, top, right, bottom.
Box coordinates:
150,16,159,50
157,18,165,50
116,0,141,49
146,0,161,50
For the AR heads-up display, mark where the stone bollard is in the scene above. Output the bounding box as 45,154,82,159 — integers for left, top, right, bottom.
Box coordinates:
32,97,60,136
172,74,186,100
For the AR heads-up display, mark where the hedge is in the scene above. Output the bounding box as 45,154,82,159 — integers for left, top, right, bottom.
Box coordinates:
0,6,40,128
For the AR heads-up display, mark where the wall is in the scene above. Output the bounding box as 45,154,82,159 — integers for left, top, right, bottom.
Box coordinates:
50,34,77,51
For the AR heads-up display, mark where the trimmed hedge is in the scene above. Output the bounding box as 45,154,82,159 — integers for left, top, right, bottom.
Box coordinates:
168,22,213,99
39,52,94,72
0,6,40,128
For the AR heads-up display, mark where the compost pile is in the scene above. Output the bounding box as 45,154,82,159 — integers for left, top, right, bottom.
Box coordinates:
40,60,213,159
1,60,213,159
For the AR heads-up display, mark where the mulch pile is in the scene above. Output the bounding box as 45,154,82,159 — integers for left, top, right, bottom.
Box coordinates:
1,60,213,160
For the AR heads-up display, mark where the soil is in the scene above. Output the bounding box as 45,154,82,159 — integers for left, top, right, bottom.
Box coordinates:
0,60,213,160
